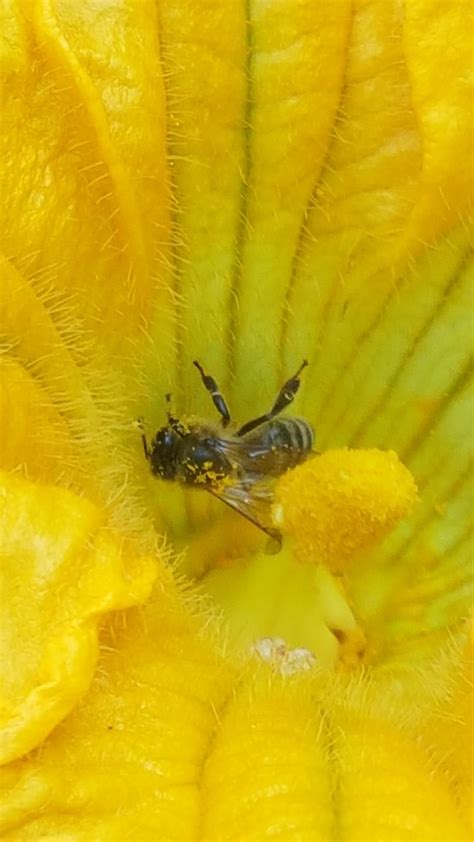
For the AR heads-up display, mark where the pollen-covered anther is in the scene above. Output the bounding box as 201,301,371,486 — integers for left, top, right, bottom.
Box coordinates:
273,449,418,572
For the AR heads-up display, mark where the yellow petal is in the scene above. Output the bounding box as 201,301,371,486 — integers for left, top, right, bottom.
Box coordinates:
0,252,166,536
0,585,235,839
201,672,332,840
419,623,474,833
0,253,94,488
0,356,78,482
158,0,353,406
0,471,157,764
329,685,468,842
403,0,473,244
1,0,174,361
2,638,468,840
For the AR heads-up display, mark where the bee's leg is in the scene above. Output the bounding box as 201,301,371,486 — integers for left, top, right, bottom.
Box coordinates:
237,360,308,437
142,433,150,459
267,359,308,416
193,360,231,428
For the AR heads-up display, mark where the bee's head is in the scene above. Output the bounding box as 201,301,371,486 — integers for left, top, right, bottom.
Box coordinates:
149,425,180,479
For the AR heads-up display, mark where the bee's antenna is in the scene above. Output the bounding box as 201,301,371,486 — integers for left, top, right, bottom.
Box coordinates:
135,417,151,460
165,393,185,436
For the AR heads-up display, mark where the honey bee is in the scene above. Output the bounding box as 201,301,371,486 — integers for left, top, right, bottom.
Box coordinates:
139,360,314,547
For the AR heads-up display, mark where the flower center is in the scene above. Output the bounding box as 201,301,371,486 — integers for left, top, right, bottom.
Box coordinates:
172,448,417,669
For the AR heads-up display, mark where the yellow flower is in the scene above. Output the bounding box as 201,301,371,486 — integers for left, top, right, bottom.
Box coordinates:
1,1,472,839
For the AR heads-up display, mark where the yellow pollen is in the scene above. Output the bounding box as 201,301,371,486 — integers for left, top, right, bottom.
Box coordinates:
273,449,418,572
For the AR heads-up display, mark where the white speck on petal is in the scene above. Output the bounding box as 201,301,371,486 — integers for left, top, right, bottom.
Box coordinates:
251,637,317,675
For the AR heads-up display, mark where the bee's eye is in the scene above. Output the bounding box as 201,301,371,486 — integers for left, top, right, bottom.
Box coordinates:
153,429,174,450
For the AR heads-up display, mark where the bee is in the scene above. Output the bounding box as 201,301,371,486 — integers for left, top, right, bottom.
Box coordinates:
139,360,314,547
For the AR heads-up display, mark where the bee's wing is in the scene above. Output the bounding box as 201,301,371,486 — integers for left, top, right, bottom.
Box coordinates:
212,435,295,476
207,472,282,550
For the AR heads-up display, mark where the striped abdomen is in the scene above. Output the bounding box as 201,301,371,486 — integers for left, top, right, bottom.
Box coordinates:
243,417,314,475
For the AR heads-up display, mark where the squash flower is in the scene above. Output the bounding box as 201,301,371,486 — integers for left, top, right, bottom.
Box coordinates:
0,0,472,839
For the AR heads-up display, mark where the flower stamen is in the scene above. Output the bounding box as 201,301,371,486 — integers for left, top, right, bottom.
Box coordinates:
273,448,418,572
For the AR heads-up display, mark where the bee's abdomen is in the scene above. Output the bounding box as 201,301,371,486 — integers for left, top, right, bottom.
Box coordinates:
242,417,313,476
266,418,314,452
